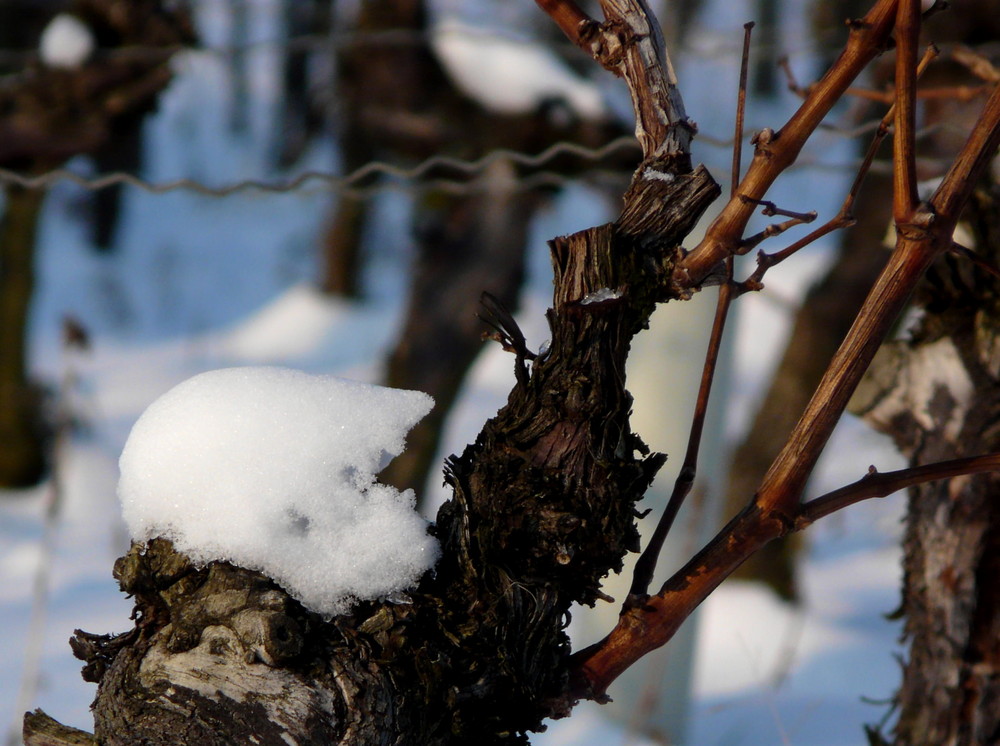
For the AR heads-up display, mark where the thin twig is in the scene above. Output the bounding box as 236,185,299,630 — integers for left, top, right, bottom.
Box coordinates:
798,454,1000,526
675,0,902,288
740,197,817,222
629,270,735,599
780,43,968,104
737,211,817,253
740,217,850,292
735,195,818,254
571,9,1000,700
949,243,1000,281
732,23,755,198
742,44,939,289
893,0,921,222
781,67,986,106
777,56,807,97
629,24,755,599
930,81,1000,222
846,84,993,104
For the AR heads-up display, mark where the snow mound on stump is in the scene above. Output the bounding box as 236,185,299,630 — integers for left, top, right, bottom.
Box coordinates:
118,366,437,617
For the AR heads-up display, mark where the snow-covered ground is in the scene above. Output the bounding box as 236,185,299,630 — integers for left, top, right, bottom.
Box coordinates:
2,1,910,744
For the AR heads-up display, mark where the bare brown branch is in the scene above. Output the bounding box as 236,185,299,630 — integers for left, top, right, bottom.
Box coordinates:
798,454,1000,526
752,225,940,515
930,80,1000,222
737,207,817,254
731,22,755,197
627,22,756,600
596,0,693,159
533,0,595,48
893,0,921,222
569,9,1000,702
628,273,736,599
540,0,693,160
740,46,938,290
674,0,900,289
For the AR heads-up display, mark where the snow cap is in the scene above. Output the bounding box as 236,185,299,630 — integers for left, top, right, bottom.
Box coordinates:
118,366,438,617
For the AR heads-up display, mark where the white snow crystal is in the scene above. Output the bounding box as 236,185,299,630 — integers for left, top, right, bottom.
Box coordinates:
642,167,675,183
580,287,622,305
118,367,438,617
39,14,95,69
431,19,606,119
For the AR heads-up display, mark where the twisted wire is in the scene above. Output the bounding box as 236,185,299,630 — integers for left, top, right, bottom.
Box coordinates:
0,122,968,197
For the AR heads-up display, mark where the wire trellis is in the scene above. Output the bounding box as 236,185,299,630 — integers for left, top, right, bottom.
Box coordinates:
0,121,969,198
0,20,869,68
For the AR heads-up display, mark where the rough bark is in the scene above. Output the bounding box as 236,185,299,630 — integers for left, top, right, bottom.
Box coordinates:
26,1,1000,743
23,709,97,746
897,180,1000,745
59,157,718,744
